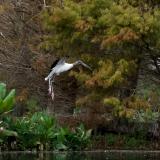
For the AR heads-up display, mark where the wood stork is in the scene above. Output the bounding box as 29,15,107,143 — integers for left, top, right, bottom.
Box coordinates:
45,58,92,100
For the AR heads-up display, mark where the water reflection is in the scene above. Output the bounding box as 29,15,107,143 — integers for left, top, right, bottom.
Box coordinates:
0,151,160,160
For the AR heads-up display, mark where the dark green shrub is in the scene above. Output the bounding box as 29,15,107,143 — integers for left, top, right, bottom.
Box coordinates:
0,83,17,148
4,112,91,151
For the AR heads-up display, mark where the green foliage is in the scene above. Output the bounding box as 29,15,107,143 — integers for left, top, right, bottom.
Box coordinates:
132,110,159,123
53,124,91,150
0,83,15,114
9,112,56,150
0,83,6,100
104,97,121,107
41,0,160,124
0,83,16,144
26,97,39,114
3,112,91,151
0,84,91,151
41,0,140,112
67,124,92,150
103,95,159,123
73,59,136,109
41,0,160,56
106,134,118,146
105,133,148,149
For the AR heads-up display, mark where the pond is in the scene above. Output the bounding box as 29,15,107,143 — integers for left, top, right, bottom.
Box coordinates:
0,151,160,160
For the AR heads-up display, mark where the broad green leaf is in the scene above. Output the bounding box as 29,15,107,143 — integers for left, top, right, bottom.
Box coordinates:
0,83,6,100
85,129,92,139
0,89,15,113
56,143,67,150
0,128,18,137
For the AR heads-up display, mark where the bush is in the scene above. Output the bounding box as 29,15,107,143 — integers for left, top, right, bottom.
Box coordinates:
3,112,91,151
0,82,17,149
0,83,15,114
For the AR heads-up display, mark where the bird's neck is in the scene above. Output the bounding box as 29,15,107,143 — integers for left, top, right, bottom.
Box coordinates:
73,61,79,66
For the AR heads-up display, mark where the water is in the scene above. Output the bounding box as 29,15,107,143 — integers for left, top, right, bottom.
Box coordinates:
0,151,160,160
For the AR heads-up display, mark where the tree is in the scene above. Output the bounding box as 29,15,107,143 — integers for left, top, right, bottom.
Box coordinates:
41,0,160,119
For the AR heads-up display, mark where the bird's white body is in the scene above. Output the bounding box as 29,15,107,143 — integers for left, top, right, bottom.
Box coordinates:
45,63,73,81
55,63,73,74
45,58,91,100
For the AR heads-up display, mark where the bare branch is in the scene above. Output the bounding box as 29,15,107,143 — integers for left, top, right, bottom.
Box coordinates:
43,0,51,8
0,32,5,38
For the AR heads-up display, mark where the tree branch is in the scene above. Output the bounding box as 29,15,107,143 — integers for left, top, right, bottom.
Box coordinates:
141,37,160,74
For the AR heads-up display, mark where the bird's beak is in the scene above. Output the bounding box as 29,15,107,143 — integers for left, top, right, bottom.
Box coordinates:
87,65,92,71
82,63,92,71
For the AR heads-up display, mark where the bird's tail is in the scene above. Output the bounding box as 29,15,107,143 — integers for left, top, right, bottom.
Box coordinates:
45,69,55,81
45,77,48,81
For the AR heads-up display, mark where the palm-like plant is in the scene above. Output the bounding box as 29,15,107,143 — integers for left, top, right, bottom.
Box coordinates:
0,83,91,150
0,83,15,114
10,112,57,150
53,124,92,150
0,83,17,146
66,124,92,150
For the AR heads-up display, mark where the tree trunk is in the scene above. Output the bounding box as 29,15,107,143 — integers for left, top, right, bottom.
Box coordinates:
136,55,160,109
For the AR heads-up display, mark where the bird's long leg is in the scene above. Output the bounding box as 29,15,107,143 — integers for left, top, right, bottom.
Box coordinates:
48,75,56,100
43,0,46,8
50,79,55,100
48,74,55,93
48,78,52,94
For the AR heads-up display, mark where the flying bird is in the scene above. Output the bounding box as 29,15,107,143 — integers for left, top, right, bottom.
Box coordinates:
45,58,92,100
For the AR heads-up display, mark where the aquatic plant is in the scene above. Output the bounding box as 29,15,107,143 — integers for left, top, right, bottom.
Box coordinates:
0,83,15,114
4,112,91,151
0,83,17,149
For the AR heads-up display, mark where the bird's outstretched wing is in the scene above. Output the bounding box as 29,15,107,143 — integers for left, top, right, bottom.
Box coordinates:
50,58,66,71
57,57,66,65
45,58,66,81
78,60,92,70
50,59,60,71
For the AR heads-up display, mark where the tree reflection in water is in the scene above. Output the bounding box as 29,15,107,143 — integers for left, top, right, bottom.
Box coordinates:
0,151,160,160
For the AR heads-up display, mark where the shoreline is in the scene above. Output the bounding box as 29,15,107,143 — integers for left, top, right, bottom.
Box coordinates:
0,150,160,154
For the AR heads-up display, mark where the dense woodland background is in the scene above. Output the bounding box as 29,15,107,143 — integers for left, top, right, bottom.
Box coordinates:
0,0,77,114
0,0,160,148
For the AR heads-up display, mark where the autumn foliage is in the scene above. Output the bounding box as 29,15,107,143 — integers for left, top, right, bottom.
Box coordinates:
39,0,160,122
